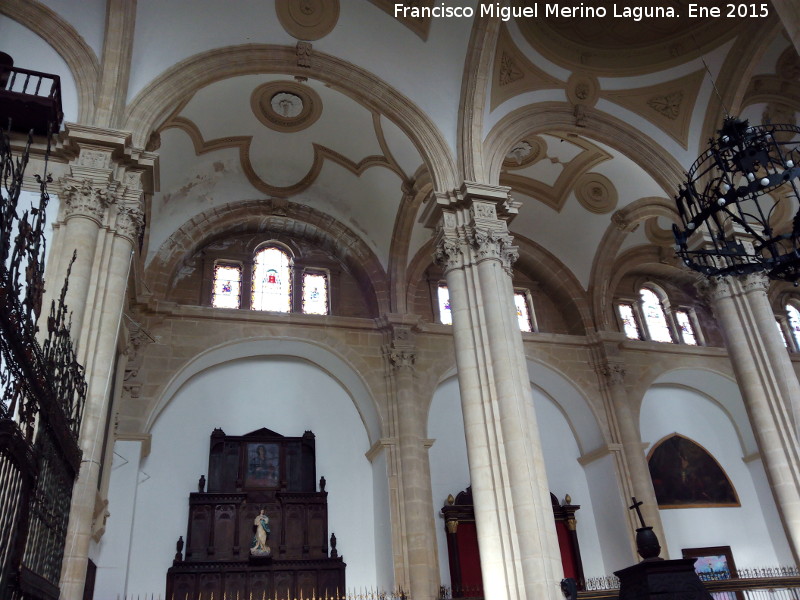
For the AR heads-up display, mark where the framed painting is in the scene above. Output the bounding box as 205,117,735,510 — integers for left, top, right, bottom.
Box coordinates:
682,546,741,600
244,442,280,488
648,434,740,508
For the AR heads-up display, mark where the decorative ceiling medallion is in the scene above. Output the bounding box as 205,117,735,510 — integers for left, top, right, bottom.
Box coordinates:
566,73,599,107
251,81,323,133
275,0,340,41
574,172,617,214
503,136,546,169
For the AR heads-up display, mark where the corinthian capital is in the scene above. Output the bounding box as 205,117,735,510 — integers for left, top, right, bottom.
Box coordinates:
115,199,145,242
59,178,114,223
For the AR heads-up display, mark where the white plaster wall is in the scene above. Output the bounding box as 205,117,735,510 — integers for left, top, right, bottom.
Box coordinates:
371,448,395,590
641,384,793,566
37,0,106,60
119,356,377,596
0,16,80,124
92,440,144,599
427,372,613,585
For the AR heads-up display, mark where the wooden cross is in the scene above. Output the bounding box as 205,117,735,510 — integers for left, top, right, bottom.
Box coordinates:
629,496,648,528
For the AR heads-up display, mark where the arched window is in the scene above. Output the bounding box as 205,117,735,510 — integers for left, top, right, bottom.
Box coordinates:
617,302,642,340
437,284,452,325
674,310,698,346
639,287,674,343
302,271,329,315
252,246,292,312
211,262,242,309
514,289,534,332
786,303,800,349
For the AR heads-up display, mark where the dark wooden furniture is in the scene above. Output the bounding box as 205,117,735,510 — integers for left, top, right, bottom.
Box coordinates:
440,487,585,597
166,428,345,599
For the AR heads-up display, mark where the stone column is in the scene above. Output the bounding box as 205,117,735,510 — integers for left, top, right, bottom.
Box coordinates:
382,321,440,600
589,337,665,554
53,126,154,600
424,182,562,600
700,273,800,562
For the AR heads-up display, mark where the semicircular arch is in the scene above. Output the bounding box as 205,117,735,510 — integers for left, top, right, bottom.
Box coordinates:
145,337,383,445
123,44,457,191
146,198,390,316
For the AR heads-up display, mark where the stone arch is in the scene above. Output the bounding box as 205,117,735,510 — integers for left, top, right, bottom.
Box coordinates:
145,337,383,445
1,0,99,124
483,102,684,194
590,196,681,330
146,198,390,316
123,44,457,191
636,368,753,454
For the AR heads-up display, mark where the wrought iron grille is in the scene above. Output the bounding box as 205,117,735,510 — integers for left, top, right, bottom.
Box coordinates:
0,123,86,600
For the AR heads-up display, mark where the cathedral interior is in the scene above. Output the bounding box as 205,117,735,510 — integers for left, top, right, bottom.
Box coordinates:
2,1,800,600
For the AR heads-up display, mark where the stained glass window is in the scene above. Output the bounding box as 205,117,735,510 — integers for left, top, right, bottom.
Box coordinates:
438,284,452,325
211,263,242,309
640,288,673,343
252,246,291,312
778,320,790,348
302,272,329,315
674,310,698,345
514,291,533,332
787,304,800,349
618,303,641,340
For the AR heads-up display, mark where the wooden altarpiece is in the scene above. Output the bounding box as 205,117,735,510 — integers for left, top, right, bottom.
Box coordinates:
166,428,345,600
440,487,585,597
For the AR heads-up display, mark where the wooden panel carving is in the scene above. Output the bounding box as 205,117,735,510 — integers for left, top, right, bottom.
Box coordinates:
167,428,345,599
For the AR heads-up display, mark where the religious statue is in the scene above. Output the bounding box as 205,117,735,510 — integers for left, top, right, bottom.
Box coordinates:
250,509,271,557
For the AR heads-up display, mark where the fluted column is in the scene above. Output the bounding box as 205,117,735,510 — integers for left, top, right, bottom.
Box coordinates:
589,338,665,553
383,321,439,600
699,273,800,562
54,125,154,600
425,182,562,600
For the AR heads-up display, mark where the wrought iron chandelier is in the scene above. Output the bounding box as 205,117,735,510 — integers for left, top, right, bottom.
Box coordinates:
672,117,800,283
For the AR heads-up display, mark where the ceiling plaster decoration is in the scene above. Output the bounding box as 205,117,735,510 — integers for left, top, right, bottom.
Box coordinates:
251,81,323,133
491,26,563,110
159,115,405,199
574,172,618,214
516,6,742,76
500,135,612,212
744,75,800,114
275,0,340,41
602,70,705,149
368,0,433,40
503,136,546,170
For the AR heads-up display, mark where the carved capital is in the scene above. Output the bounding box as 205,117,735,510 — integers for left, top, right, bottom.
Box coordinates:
596,362,626,385
115,199,145,242
466,228,518,275
445,520,459,534
740,271,770,294
389,349,416,369
433,237,464,272
59,178,114,223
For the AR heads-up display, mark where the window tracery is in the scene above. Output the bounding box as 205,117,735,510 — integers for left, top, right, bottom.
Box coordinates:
616,283,701,345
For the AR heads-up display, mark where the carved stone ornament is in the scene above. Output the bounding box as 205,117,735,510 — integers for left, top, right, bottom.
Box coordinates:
566,72,600,107
434,238,463,272
502,136,545,170
115,200,145,241
467,229,519,275
499,52,523,86
647,91,683,120
276,0,340,41
296,41,313,68
251,80,323,133
60,178,113,222
598,362,626,386
78,149,112,170
389,349,416,369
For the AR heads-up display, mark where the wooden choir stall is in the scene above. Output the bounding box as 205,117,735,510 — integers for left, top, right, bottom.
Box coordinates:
440,487,584,597
166,428,346,600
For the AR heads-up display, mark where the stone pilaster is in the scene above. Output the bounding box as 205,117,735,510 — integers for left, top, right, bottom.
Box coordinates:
698,273,800,562
380,318,439,600
427,182,562,600
589,336,665,556
53,124,155,600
